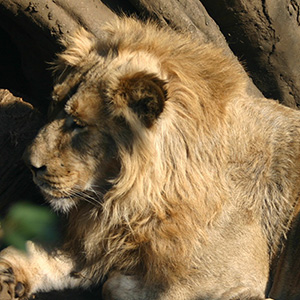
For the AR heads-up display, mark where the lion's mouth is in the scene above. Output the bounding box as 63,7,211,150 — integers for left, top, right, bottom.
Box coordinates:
34,177,79,207
33,174,78,196
33,175,101,213
36,181,69,197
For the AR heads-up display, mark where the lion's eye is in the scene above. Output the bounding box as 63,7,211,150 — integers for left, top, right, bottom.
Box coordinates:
71,119,86,129
66,116,87,133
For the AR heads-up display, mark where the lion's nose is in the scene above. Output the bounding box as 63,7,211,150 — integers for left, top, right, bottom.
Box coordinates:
30,165,47,177
23,148,47,177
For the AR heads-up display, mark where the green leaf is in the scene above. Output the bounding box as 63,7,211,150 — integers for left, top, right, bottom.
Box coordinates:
1,202,60,250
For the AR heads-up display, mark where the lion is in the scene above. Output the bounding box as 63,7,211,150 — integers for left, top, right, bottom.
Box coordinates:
0,17,299,300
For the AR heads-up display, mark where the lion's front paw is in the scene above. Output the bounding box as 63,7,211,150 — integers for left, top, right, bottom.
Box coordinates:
0,261,27,300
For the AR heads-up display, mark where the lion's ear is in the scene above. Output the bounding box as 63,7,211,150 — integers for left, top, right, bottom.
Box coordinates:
117,72,167,128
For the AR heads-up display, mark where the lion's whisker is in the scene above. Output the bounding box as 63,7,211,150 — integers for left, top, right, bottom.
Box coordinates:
70,187,103,208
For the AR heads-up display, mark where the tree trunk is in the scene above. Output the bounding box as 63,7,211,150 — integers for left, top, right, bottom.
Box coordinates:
201,0,300,108
0,90,41,214
0,1,299,299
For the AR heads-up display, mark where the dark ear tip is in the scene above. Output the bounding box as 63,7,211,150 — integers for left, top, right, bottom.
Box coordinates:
133,94,165,128
124,73,167,127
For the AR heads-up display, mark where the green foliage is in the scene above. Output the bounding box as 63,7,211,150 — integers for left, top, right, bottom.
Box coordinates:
0,202,60,251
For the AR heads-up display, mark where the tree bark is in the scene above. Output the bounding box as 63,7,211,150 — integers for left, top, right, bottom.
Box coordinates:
0,90,41,213
201,0,300,108
269,208,300,300
0,0,116,112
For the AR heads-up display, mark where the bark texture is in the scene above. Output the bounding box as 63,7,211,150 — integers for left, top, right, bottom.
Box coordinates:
201,0,300,108
269,208,300,300
0,90,41,214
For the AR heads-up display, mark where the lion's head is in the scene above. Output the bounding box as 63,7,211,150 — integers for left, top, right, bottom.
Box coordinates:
24,39,168,213
24,19,245,216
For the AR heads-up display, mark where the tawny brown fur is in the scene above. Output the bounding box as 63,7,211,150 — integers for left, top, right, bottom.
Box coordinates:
0,17,299,300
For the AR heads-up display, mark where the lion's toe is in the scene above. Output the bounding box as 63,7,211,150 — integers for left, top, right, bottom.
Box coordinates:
0,262,27,299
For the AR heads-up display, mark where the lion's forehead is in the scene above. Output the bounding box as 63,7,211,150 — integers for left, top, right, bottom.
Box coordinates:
54,47,165,104
65,86,104,126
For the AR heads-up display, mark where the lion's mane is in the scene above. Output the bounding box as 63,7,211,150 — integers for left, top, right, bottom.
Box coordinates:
47,18,300,288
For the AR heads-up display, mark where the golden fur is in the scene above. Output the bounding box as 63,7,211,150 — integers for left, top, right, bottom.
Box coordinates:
0,17,300,300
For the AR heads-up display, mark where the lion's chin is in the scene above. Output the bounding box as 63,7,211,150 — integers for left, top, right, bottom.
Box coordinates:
35,182,78,213
48,197,77,214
